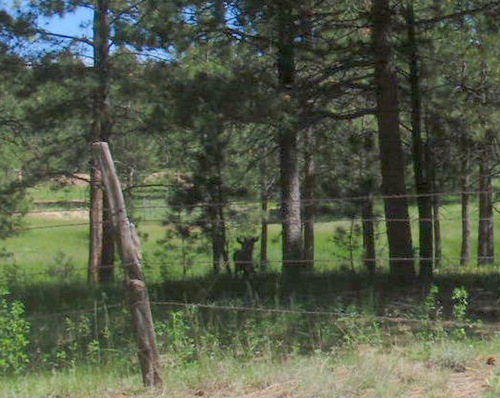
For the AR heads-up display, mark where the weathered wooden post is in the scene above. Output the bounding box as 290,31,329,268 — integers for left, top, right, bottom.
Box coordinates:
93,142,163,387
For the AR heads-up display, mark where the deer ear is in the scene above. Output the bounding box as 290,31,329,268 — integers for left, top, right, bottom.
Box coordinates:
253,237,259,242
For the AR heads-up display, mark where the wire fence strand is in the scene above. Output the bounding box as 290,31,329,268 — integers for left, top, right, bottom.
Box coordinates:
4,188,500,216
2,190,500,280
21,299,500,333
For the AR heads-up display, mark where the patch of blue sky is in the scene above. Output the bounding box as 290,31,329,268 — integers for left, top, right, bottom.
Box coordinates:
4,0,93,59
2,0,198,63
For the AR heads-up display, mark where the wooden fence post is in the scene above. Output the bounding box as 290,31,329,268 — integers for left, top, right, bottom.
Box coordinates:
93,142,163,387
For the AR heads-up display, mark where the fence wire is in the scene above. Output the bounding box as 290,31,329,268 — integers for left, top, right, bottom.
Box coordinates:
21,298,500,334
4,188,500,215
2,190,500,281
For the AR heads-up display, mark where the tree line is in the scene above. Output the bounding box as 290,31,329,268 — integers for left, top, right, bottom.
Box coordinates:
1,0,500,282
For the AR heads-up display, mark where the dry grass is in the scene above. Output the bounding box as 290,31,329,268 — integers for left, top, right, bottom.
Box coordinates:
128,344,495,398
3,340,499,398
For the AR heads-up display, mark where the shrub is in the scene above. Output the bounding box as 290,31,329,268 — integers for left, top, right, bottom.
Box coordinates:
0,287,31,374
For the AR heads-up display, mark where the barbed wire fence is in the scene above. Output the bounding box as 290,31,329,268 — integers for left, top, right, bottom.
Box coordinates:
2,189,500,283
21,295,500,343
4,188,500,373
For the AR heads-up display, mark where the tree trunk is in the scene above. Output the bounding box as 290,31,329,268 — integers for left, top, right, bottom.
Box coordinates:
303,127,315,269
207,192,229,274
477,46,495,266
426,142,441,269
206,131,230,275
372,0,414,279
460,140,471,267
406,3,433,279
433,194,442,269
279,128,303,273
100,194,115,282
259,161,268,272
217,203,230,274
89,0,114,282
478,154,494,265
88,166,103,282
207,201,229,274
208,205,221,274
361,193,376,276
277,5,303,275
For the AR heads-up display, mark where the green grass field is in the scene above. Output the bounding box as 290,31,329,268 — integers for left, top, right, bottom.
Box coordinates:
2,191,499,283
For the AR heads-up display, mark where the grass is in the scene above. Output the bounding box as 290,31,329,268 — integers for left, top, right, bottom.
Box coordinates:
2,198,500,283
2,337,500,397
27,182,89,204
2,180,500,397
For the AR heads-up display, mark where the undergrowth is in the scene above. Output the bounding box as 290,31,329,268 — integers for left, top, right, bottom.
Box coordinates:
1,283,498,397
1,283,484,372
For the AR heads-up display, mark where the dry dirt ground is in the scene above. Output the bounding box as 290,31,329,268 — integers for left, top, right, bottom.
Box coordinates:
31,210,88,220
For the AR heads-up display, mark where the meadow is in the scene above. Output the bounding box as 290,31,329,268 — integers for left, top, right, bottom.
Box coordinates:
4,180,500,282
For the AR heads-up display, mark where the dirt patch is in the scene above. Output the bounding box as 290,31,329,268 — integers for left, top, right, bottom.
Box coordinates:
50,173,90,187
406,359,494,398
181,382,298,398
28,210,88,220
238,381,298,398
445,363,493,398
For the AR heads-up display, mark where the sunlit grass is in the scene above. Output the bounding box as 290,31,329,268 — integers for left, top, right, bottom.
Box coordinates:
2,338,498,398
3,182,500,282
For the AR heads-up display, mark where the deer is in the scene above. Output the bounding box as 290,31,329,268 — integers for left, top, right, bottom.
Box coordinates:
234,236,259,277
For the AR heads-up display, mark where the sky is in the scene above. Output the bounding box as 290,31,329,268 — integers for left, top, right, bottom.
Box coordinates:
39,7,94,39
3,1,93,58
2,1,174,63
4,0,92,36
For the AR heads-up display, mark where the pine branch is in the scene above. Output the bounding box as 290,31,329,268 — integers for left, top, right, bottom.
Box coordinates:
38,30,94,47
311,108,375,121
416,0,500,28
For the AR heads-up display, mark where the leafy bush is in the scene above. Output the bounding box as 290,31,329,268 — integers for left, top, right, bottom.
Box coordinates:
0,288,30,374
156,308,197,364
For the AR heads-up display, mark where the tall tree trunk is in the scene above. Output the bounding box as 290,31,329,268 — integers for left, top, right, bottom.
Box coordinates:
460,138,471,267
100,196,115,282
303,127,315,269
89,0,114,283
477,45,495,266
361,192,376,276
88,167,103,282
406,3,433,279
217,204,230,274
433,194,442,269
372,0,414,279
279,129,303,272
259,160,268,272
208,202,229,274
359,130,377,276
429,147,442,269
208,205,221,274
478,152,494,265
206,126,230,275
277,5,303,274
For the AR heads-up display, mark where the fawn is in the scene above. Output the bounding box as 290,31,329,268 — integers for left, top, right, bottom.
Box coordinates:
234,236,259,276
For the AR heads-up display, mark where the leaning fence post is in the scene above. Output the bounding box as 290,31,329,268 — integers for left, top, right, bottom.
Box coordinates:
93,142,163,387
